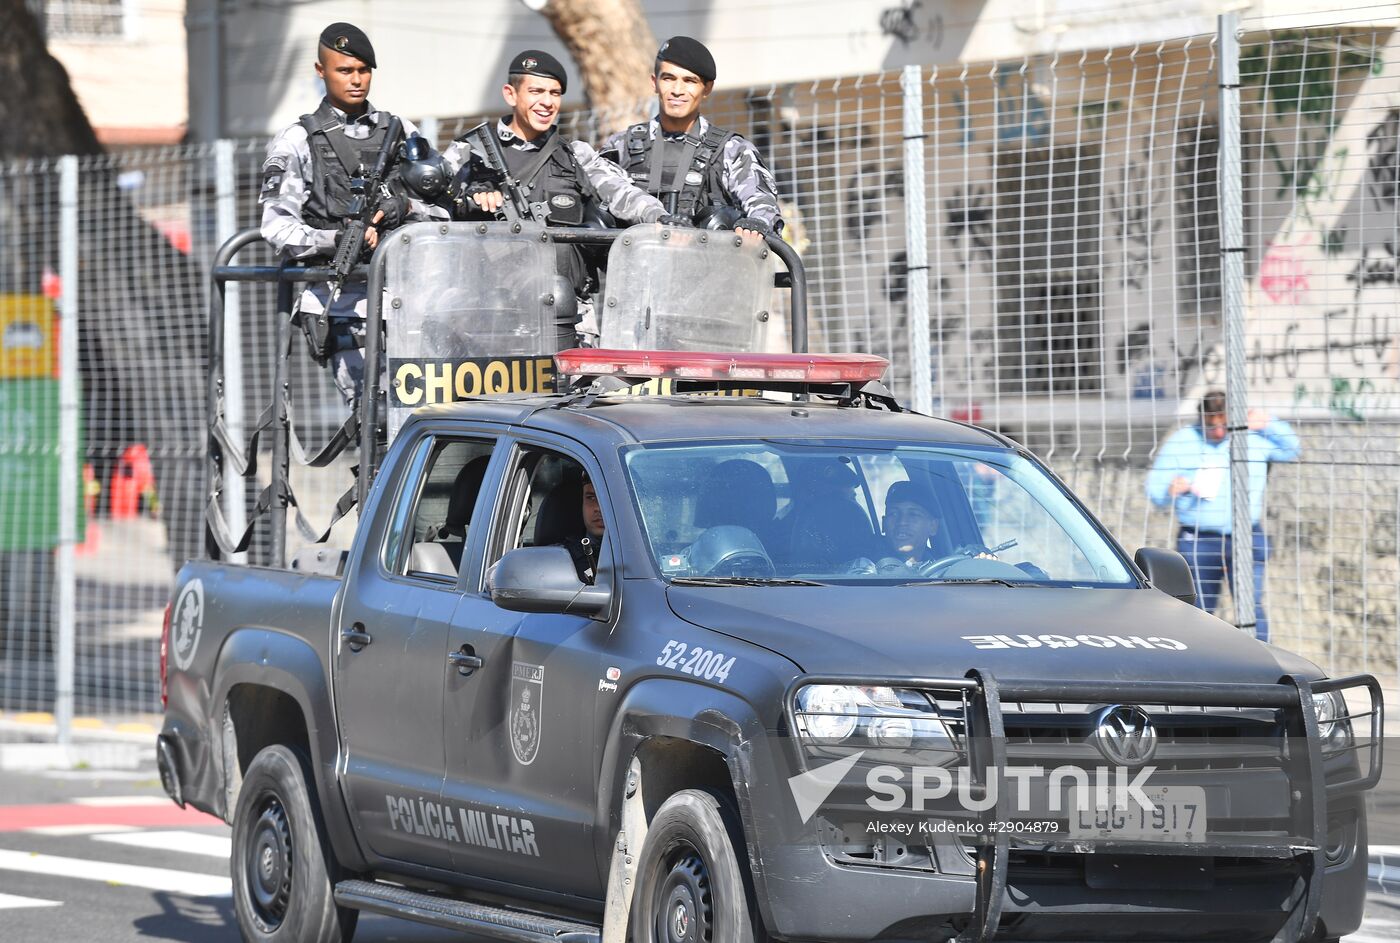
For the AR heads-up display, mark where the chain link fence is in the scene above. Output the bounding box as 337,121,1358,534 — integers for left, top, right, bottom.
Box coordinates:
1,12,1397,737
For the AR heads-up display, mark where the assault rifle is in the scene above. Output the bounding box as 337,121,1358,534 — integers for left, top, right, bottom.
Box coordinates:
328,116,404,306
462,122,535,223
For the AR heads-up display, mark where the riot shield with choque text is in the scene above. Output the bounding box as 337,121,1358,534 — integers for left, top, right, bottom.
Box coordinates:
600,224,780,352
382,222,570,440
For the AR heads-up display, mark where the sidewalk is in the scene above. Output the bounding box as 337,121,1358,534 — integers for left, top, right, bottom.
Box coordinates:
0,711,158,772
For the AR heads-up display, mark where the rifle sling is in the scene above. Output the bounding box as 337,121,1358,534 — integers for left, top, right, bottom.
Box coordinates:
515,132,567,194
648,131,702,200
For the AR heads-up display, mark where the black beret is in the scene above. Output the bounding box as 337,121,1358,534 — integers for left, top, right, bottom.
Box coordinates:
509,50,567,93
319,22,376,69
656,36,716,83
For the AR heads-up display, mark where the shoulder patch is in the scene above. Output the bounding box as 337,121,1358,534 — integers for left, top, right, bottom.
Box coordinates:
260,157,287,197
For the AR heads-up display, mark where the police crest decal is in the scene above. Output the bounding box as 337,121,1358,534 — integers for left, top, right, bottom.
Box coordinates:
510,662,545,765
171,578,205,671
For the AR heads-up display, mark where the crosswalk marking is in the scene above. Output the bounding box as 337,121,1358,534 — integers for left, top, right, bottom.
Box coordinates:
0,892,61,910
93,830,231,859
0,849,231,897
72,796,171,807
24,824,141,837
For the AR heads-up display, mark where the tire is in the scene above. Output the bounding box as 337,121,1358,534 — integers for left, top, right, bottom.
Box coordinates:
230,745,358,943
632,789,767,943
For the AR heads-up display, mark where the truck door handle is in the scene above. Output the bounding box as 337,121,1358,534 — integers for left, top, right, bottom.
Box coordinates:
341,623,373,651
448,646,483,677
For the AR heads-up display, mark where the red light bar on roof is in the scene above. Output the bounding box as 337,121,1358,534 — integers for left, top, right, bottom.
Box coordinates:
554,349,889,384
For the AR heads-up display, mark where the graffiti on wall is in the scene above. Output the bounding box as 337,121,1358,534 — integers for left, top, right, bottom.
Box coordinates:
1242,43,1400,421
1367,108,1400,208
879,0,943,48
1109,158,1164,292
765,33,1396,417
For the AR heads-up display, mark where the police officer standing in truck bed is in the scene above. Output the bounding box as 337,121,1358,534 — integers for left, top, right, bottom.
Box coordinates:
259,22,440,407
440,51,681,343
601,37,783,237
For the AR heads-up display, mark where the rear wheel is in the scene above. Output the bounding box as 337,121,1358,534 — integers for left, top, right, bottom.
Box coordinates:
632,789,767,943
230,745,358,943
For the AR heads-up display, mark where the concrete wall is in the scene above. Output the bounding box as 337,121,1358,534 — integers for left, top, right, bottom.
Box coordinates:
47,0,188,146
186,0,1381,140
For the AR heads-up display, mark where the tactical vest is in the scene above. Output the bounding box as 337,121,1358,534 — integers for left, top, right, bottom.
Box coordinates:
497,128,598,227
617,120,736,220
464,125,600,293
298,100,396,230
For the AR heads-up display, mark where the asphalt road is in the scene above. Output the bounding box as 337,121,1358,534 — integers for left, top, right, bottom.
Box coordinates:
0,762,1397,943
0,766,460,943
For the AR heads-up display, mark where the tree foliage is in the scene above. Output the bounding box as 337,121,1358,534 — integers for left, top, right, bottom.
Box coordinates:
530,0,658,134
0,0,100,158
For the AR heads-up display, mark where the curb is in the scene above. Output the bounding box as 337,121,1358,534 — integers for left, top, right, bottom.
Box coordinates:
0,740,152,772
0,711,158,743
1373,845,1400,896
0,713,157,772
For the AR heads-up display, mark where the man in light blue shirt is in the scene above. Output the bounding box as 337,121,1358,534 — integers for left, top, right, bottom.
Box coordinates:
1146,389,1300,640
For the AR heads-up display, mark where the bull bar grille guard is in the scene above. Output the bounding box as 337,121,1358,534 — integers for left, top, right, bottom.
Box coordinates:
781,671,1383,943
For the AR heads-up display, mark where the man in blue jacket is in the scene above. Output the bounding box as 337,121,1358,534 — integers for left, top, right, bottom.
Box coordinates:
1146,389,1300,641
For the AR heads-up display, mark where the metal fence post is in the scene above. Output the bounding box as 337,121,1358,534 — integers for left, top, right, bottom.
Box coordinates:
418,115,440,147
1218,13,1256,638
214,140,247,562
55,155,79,747
901,65,931,414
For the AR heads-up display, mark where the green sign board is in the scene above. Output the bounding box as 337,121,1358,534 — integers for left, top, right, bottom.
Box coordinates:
0,379,82,551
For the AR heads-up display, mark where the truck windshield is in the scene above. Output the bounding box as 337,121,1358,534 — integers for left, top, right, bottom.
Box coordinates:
623,441,1137,586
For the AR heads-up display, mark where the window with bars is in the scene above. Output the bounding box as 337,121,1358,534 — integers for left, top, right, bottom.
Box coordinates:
41,0,133,41
993,144,1105,394
1175,120,1222,313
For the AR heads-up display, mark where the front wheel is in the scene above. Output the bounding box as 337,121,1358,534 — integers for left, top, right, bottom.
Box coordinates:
230,745,358,943
632,789,767,943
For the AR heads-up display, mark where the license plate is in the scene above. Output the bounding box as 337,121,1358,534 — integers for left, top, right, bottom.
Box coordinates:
1067,784,1207,842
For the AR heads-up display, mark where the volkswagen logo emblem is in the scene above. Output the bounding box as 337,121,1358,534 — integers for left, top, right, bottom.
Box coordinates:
1091,705,1158,766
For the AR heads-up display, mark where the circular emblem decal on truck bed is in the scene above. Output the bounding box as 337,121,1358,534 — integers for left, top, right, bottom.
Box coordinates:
171,578,205,671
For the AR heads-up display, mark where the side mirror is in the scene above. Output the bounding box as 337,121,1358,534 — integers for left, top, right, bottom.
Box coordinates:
489,545,611,619
1134,547,1197,606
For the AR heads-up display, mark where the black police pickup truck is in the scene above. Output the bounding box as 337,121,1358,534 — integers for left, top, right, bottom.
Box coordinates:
159,348,1383,943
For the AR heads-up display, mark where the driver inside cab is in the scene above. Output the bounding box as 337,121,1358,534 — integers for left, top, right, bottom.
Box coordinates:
879,480,946,571
860,479,998,576
564,476,605,584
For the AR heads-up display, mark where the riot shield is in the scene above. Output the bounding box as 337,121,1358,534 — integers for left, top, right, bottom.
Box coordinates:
600,224,779,352
381,222,569,440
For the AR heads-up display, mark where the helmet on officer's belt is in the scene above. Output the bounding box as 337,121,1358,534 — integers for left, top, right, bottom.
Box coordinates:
685,525,775,578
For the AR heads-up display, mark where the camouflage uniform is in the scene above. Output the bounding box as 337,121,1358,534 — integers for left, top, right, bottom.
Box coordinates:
601,116,783,232
440,119,667,227
441,119,667,343
259,99,441,404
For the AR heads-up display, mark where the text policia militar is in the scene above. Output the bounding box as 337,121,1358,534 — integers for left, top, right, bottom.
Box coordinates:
384,793,541,857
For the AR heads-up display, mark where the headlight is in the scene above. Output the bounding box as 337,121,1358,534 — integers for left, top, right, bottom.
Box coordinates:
794,684,956,750
795,684,861,741
1312,690,1351,747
